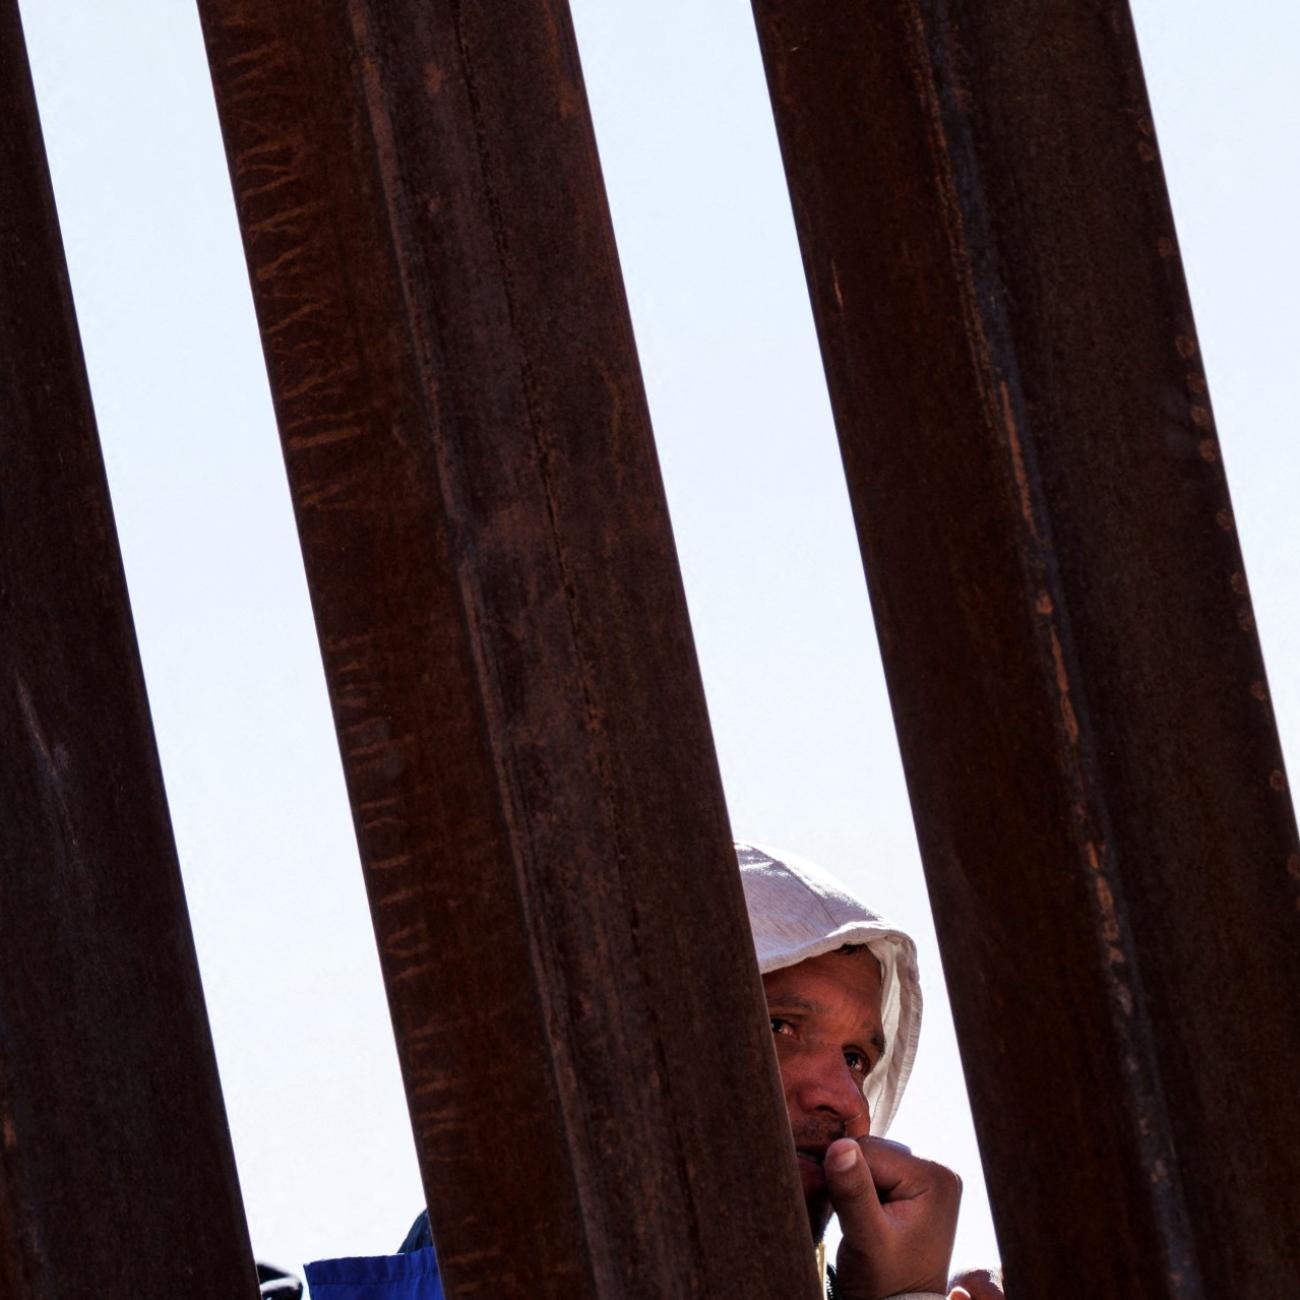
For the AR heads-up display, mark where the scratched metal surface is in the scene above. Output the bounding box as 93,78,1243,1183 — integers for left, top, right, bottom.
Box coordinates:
197,4,818,1296
0,7,258,1297
751,1,1300,1296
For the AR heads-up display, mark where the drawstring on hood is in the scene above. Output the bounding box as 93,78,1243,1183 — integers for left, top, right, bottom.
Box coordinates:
737,841,922,1139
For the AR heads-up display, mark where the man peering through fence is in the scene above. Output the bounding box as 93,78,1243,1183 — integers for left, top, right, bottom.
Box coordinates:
732,844,1002,1300
305,844,1003,1299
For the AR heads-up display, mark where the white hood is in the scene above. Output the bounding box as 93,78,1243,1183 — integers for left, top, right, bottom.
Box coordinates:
737,842,922,1139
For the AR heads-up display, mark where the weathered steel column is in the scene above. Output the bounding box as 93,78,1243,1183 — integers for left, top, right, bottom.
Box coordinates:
198,5,816,1297
752,1,1300,1296
0,6,257,1296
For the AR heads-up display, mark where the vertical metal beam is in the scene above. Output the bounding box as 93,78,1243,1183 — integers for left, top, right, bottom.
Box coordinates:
197,4,817,1297
752,1,1300,1296
0,7,257,1296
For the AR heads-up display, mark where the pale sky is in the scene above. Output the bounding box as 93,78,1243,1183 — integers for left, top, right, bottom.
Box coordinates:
18,0,1298,1286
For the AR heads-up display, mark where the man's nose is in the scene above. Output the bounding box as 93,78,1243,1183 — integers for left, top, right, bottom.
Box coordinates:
796,1053,869,1124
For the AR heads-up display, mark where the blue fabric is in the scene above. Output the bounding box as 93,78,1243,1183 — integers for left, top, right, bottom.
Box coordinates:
303,1246,442,1300
398,1211,433,1254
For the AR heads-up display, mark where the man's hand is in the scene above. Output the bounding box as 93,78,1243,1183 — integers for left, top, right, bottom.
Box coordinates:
823,1136,961,1300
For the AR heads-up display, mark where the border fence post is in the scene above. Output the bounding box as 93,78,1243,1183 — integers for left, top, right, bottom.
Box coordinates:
751,1,1300,1295
197,3,819,1295
0,6,257,1295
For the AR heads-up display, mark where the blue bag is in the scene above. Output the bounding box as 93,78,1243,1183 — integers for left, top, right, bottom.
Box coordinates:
303,1245,442,1299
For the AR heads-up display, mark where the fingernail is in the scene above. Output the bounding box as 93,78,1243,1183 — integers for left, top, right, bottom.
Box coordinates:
827,1144,858,1173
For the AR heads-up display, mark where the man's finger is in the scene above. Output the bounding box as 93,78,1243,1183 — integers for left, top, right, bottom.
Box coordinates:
824,1137,885,1235
869,1137,913,1156
860,1136,935,1199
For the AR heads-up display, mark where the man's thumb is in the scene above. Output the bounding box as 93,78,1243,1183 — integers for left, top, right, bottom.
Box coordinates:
824,1138,881,1219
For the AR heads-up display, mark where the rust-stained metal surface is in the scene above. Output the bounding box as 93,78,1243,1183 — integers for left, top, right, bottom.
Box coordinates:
752,1,1300,1296
197,3,817,1296
0,6,257,1297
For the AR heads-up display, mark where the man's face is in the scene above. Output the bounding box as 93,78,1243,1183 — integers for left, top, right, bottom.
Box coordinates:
762,947,885,1237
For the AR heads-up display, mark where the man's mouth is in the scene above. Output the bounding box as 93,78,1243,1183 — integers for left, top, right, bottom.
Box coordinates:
795,1146,827,1168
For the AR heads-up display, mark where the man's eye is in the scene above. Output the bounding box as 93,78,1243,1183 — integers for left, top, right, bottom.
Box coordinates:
844,1049,871,1076
770,1017,795,1038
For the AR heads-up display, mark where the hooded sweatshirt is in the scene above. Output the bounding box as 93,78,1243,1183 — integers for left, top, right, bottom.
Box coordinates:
737,841,922,1141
